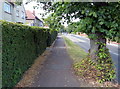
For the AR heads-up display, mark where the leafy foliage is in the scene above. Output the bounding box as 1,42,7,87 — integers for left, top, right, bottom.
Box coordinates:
1,20,57,87
43,14,65,31
73,55,116,83
65,22,78,33
48,2,120,42
14,0,23,5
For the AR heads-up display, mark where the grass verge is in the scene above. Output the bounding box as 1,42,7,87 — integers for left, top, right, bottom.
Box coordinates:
63,36,87,63
63,36,118,87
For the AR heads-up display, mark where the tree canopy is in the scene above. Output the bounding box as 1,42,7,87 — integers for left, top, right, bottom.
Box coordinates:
48,2,120,42
43,13,65,31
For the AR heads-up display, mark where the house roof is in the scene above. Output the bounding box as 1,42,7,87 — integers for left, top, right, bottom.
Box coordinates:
26,10,35,20
26,10,44,23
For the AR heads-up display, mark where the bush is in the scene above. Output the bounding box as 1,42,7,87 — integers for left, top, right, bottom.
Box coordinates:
1,20,57,87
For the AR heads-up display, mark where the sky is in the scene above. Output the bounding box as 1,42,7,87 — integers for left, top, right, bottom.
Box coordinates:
23,0,80,27
23,0,46,19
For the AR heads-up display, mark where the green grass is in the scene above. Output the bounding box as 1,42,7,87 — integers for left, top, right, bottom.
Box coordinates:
63,36,116,85
63,36,88,63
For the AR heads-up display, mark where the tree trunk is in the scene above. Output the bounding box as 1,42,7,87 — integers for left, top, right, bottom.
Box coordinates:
89,36,107,62
88,35,115,82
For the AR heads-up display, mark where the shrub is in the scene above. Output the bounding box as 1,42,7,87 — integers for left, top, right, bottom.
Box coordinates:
1,20,57,87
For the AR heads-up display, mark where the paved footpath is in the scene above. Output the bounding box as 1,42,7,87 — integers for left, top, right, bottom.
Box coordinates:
30,36,89,87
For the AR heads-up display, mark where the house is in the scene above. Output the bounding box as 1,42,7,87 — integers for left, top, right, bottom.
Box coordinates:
25,10,44,27
14,3,26,23
0,0,26,24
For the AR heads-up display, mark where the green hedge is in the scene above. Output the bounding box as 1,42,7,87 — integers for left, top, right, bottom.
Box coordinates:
47,30,58,47
1,21,57,87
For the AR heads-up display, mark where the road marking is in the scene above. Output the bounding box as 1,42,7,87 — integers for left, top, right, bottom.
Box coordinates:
109,51,119,56
107,43,119,47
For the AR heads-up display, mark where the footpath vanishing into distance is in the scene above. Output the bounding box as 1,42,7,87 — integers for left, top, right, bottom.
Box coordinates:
30,36,90,87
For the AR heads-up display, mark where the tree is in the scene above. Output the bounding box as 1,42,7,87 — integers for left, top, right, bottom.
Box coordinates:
65,22,78,33
43,2,120,82
51,2,119,58
43,14,65,31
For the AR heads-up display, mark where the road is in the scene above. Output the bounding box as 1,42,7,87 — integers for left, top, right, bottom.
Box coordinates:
64,34,119,83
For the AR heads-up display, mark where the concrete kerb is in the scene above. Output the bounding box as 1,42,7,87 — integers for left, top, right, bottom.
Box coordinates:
15,39,57,87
